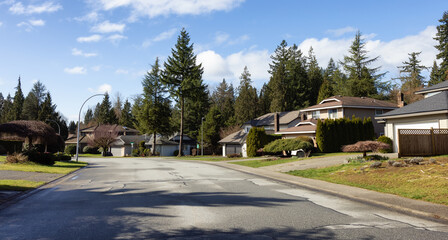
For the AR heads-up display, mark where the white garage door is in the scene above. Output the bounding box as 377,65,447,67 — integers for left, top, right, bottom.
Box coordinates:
393,121,439,152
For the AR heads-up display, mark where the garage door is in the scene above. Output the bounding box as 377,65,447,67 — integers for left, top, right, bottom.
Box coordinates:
226,144,241,155
394,121,439,153
110,147,123,157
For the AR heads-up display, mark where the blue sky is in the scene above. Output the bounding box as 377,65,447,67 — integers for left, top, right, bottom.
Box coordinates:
0,0,446,122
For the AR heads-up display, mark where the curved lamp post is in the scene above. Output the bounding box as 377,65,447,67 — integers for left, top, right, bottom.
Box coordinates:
75,94,105,162
45,119,60,135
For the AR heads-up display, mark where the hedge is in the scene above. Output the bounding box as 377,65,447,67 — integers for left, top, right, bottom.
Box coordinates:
264,138,313,153
246,127,282,157
316,117,375,153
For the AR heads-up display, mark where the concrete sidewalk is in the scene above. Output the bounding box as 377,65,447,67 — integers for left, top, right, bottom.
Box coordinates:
204,156,448,223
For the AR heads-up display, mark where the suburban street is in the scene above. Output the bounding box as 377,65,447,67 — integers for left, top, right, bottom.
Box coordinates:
1,158,448,239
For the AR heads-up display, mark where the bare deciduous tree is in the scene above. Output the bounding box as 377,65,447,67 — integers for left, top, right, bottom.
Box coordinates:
88,125,118,156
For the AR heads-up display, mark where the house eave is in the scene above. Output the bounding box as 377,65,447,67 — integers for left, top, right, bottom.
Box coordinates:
276,131,316,135
375,110,448,120
302,105,397,112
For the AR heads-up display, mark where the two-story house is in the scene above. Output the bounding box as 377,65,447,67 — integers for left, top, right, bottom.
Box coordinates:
277,96,398,143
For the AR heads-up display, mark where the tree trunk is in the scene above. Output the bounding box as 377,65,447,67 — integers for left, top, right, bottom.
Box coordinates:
178,96,184,157
363,151,367,158
152,132,156,155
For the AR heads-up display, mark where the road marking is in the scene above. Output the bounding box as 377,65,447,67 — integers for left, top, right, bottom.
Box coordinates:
71,176,78,180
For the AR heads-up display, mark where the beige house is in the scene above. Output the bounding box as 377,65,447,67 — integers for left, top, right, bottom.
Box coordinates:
376,81,448,153
277,96,398,142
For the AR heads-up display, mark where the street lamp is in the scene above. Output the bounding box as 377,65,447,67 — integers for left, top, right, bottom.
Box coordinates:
201,117,204,156
75,94,105,162
45,119,60,135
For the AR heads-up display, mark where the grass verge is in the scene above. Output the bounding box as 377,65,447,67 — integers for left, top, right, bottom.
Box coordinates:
287,157,448,205
0,161,88,174
178,156,243,161
0,179,46,191
231,157,304,168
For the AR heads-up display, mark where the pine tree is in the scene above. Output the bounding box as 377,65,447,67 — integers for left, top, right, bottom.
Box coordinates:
286,44,309,109
0,93,4,122
307,47,323,104
317,79,334,103
268,40,290,112
68,121,77,134
22,92,39,120
211,79,235,126
258,83,271,115
84,108,94,125
31,81,47,106
398,52,427,103
203,105,223,154
0,94,13,123
136,58,172,155
342,31,384,97
428,61,442,86
119,99,135,128
96,93,117,124
11,77,24,121
113,93,123,122
434,11,448,81
234,66,259,124
38,92,56,121
162,29,205,156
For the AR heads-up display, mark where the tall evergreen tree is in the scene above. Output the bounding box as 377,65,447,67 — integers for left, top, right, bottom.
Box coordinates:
341,31,384,97
119,99,135,128
136,58,171,155
11,77,24,121
307,47,324,104
286,44,309,109
398,52,427,103
68,120,77,134
234,66,259,124
211,79,235,126
268,40,290,112
38,92,56,121
258,83,271,115
113,93,123,122
317,79,334,103
162,29,205,156
22,92,39,120
31,81,47,106
428,61,442,86
93,103,101,121
96,93,117,124
0,94,13,123
203,105,223,154
434,11,448,81
84,108,94,125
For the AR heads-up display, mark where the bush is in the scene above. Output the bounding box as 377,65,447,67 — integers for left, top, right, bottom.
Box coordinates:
377,135,393,153
6,153,29,164
54,152,72,161
23,148,55,165
227,153,241,158
83,146,100,154
264,138,313,154
296,136,314,145
173,150,179,156
246,127,265,157
65,145,77,155
132,149,139,157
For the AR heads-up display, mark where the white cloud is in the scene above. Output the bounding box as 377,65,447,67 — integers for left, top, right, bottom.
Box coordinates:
0,22,3,27
94,0,244,20
214,32,229,45
64,66,87,74
72,48,98,57
142,28,177,47
91,65,102,71
74,12,99,22
89,84,112,94
77,34,102,43
298,26,438,78
9,1,62,15
29,19,45,26
91,20,125,33
326,26,357,37
107,34,127,43
115,69,128,74
197,48,270,87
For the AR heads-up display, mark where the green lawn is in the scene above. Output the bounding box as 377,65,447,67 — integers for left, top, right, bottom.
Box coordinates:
0,160,88,174
0,179,45,191
0,155,5,162
287,156,448,205
177,156,244,161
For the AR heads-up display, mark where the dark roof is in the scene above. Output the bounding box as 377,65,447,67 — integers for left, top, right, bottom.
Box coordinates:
81,124,139,134
146,134,178,146
169,133,196,144
378,91,448,118
114,135,147,145
244,110,301,126
415,80,448,95
218,130,247,144
302,96,397,111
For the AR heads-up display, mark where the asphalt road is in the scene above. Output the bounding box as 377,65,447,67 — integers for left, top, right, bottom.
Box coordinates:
0,157,447,240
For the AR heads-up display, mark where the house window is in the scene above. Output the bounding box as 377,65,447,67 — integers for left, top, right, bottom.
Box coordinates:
312,111,320,119
328,109,338,119
375,109,383,116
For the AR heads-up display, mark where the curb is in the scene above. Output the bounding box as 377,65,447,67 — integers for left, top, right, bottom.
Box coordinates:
0,164,88,211
203,161,448,224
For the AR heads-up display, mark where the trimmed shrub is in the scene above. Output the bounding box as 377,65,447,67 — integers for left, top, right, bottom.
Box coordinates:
65,145,77,155
83,146,100,154
296,136,314,145
377,135,393,153
132,149,139,157
264,138,313,154
173,150,179,156
246,127,265,157
23,148,55,165
6,153,29,164
54,152,72,161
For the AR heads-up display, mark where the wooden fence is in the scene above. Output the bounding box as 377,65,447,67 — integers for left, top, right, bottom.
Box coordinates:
398,128,448,157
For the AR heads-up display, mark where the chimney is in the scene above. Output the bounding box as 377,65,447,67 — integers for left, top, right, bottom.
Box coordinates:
274,112,279,132
397,91,405,108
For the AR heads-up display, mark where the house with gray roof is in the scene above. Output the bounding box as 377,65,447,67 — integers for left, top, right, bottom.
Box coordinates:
219,110,301,157
376,81,448,153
